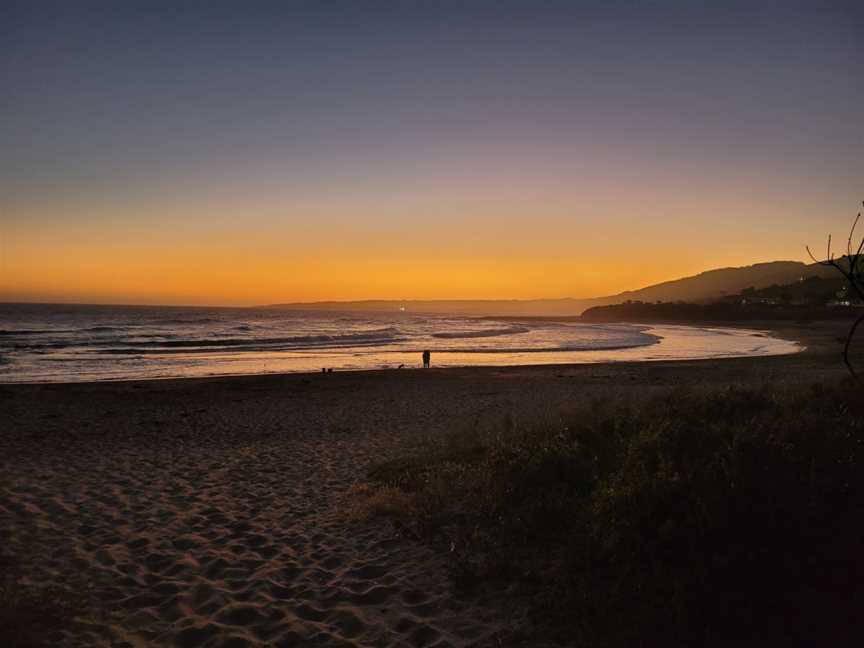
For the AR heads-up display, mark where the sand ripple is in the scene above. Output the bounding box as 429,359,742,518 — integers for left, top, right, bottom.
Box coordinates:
0,377,522,646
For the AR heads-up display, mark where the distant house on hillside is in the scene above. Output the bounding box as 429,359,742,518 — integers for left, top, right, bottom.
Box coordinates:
828,286,852,307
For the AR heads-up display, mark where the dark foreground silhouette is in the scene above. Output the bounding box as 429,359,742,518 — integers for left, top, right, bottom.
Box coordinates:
362,381,864,646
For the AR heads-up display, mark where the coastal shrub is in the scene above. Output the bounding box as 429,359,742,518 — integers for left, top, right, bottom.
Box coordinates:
366,382,864,646
346,483,416,520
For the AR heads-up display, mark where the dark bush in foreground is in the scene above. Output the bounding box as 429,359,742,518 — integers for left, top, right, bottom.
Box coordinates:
366,383,864,646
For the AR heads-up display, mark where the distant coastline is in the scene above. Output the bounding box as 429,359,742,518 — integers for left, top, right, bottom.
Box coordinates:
2,257,842,316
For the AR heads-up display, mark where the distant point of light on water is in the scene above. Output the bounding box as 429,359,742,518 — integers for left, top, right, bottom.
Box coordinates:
0,304,801,383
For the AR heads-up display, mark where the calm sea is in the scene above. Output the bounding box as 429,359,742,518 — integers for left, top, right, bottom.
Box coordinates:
0,303,799,383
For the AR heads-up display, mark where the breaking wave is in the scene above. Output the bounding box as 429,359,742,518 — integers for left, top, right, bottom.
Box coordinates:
0,304,799,383
431,326,530,339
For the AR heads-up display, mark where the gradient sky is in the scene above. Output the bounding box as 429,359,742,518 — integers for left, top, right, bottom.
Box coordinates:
2,0,862,305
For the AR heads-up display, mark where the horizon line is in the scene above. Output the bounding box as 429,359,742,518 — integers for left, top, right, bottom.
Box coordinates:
0,295,596,310
0,257,816,311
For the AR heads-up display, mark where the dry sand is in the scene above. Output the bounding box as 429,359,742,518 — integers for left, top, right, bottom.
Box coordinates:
0,321,853,647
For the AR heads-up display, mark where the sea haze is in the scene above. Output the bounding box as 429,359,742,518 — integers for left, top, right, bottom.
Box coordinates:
0,303,799,383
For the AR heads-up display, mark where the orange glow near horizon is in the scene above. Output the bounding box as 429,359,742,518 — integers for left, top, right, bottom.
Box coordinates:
1,182,848,307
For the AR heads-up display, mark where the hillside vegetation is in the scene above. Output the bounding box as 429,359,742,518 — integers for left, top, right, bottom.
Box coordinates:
581,275,860,323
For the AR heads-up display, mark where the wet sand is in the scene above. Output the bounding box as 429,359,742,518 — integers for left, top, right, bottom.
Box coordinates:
0,321,853,647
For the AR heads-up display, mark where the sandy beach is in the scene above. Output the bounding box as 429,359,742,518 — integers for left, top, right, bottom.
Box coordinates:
6,1,861,642
0,321,853,647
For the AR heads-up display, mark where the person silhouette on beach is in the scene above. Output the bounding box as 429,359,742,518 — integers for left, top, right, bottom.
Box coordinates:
422,350,431,368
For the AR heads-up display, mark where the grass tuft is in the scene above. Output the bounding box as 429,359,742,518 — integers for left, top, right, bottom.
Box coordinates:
346,482,417,520
366,381,864,646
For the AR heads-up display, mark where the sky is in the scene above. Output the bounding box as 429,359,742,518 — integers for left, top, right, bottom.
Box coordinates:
2,0,862,305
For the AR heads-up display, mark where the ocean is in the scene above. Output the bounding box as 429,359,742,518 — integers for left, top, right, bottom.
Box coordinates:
0,303,800,383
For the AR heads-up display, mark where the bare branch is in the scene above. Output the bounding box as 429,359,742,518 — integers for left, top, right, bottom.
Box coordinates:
845,270,864,304
809,203,864,380
847,212,860,258
841,312,864,381
847,211,863,277
806,244,837,268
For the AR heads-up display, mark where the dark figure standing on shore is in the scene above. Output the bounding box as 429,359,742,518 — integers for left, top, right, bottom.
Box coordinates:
422,350,431,368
